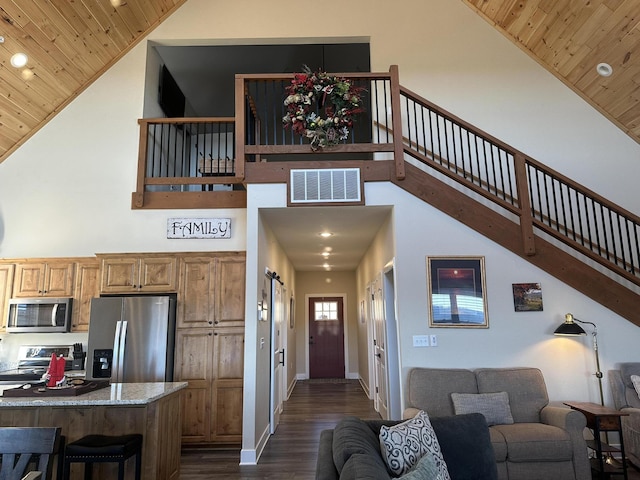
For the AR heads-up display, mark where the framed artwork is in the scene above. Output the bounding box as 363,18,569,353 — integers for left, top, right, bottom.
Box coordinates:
512,283,543,312
289,296,296,328
427,256,488,328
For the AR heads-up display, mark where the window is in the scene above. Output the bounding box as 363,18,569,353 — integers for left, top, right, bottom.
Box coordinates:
315,301,338,321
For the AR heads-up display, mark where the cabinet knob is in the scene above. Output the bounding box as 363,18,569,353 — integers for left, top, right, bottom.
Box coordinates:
208,321,213,325
208,332,212,336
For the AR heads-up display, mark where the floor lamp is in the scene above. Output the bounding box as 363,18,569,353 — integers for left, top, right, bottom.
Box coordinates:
553,313,604,407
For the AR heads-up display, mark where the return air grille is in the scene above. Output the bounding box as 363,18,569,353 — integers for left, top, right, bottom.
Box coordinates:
290,168,361,204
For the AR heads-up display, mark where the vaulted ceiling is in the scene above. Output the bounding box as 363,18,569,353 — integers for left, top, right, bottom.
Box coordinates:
0,0,639,165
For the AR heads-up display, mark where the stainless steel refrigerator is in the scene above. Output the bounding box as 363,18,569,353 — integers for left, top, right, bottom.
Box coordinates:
86,296,176,382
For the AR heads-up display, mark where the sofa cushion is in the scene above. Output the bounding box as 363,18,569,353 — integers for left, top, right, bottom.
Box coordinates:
430,413,499,480
488,427,508,462
339,453,391,480
379,410,450,478
475,368,548,423
492,423,572,462
407,368,478,417
451,392,514,426
332,416,384,474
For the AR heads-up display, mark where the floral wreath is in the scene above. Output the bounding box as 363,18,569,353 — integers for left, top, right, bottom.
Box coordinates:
282,66,365,151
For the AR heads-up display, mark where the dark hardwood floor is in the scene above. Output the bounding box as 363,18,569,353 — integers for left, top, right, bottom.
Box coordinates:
180,379,379,479
179,379,640,479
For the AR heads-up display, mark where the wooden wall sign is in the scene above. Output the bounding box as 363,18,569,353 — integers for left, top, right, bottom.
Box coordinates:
167,218,231,239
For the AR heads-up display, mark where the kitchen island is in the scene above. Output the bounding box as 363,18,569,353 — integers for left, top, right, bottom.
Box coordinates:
0,381,187,480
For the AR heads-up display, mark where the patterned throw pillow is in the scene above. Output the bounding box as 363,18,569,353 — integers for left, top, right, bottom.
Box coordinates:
451,391,514,426
379,410,450,478
631,375,640,399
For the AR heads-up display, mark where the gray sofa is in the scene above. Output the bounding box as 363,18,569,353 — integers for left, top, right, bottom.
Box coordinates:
316,413,498,480
609,362,640,467
404,367,590,480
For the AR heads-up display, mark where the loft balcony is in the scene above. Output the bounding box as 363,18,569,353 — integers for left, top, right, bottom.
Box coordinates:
134,66,640,325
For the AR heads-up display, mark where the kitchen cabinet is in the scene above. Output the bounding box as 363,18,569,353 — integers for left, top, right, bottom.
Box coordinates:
176,254,245,329
0,264,15,331
71,260,100,332
99,254,177,293
13,260,75,298
175,326,244,445
175,252,246,446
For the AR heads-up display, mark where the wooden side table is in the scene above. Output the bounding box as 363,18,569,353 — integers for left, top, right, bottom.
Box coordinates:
564,401,629,479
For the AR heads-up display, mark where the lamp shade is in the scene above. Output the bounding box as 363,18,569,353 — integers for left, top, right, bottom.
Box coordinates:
554,313,587,336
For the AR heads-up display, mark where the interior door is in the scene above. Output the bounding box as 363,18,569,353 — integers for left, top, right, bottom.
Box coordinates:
372,276,389,419
270,278,284,434
309,297,344,378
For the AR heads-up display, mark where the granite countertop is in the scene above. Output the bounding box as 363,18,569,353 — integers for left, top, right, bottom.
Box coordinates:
0,381,188,407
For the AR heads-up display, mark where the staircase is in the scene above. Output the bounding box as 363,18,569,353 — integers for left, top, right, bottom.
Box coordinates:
134,66,640,326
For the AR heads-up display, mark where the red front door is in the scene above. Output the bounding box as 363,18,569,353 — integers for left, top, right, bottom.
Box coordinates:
309,297,345,378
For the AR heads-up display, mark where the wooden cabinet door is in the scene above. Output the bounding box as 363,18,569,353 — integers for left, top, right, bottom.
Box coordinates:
100,257,138,293
0,264,15,331
174,328,214,444
13,262,74,297
211,327,244,444
138,256,177,292
214,256,246,327
177,257,214,329
72,261,100,332
13,263,45,297
44,262,75,297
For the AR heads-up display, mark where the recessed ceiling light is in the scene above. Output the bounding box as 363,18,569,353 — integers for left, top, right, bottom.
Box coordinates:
596,63,613,77
10,53,28,68
319,232,333,238
0,36,5,44
110,0,126,6
322,252,330,258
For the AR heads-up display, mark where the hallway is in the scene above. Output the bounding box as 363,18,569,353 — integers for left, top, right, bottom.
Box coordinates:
179,379,380,479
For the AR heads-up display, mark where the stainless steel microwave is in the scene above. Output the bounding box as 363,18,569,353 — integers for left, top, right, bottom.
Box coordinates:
6,298,72,333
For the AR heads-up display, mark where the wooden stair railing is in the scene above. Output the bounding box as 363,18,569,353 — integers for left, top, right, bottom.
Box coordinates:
397,84,640,288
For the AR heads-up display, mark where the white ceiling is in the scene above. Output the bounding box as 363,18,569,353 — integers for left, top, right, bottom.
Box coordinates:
260,206,392,272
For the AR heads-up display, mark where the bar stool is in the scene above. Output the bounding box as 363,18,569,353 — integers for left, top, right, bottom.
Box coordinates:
62,434,142,480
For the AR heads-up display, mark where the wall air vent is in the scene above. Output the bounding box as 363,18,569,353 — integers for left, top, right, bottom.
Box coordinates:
290,168,362,204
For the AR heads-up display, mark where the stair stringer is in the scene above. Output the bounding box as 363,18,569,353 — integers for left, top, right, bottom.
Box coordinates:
392,162,640,327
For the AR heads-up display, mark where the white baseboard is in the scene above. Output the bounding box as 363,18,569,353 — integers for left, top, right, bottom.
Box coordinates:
240,424,271,465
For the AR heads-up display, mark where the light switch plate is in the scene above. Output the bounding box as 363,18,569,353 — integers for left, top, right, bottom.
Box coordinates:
413,335,429,347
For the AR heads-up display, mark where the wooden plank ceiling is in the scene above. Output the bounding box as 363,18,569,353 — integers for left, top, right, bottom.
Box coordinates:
0,1,639,166
462,0,640,144
0,0,186,164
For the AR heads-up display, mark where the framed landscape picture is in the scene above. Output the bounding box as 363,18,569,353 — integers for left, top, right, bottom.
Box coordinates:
427,256,488,328
512,283,543,312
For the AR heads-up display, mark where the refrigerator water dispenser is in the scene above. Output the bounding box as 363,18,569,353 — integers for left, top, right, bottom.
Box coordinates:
92,349,113,378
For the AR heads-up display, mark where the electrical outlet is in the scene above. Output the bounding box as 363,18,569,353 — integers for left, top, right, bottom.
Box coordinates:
430,335,438,347
413,335,429,347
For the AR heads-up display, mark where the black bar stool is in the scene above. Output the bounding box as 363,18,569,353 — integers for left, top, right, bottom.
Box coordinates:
62,434,142,480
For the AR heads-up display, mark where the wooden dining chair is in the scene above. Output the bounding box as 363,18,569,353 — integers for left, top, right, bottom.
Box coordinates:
0,427,61,480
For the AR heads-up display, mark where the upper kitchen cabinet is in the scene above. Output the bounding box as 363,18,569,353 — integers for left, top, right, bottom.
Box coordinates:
13,260,75,298
71,260,100,332
177,253,246,329
0,263,15,330
98,254,177,294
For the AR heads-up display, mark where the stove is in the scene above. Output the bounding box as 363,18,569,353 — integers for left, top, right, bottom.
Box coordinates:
0,345,75,382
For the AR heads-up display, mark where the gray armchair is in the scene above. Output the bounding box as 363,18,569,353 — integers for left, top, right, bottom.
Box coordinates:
404,367,590,480
609,362,640,467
